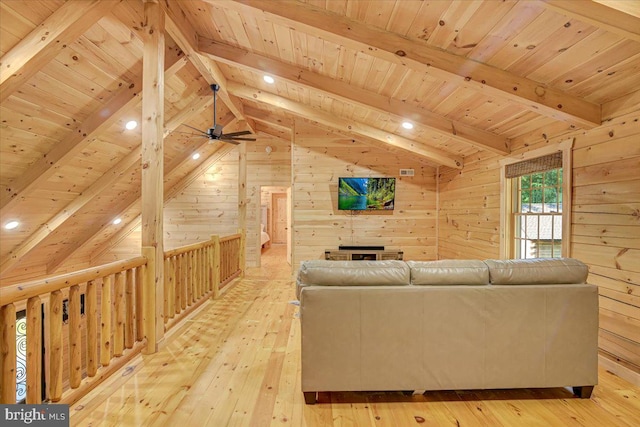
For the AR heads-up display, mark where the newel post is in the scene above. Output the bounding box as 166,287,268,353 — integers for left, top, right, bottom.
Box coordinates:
238,228,246,278
142,247,157,354
141,0,164,353
212,235,221,298
0,303,16,403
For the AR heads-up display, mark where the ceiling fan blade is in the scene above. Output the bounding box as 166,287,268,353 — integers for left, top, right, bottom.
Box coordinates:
223,137,256,141
173,130,209,137
221,130,253,137
180,123,209,136
221,139,240,145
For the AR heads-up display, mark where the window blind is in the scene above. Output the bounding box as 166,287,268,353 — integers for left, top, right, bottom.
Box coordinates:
505,152,562,179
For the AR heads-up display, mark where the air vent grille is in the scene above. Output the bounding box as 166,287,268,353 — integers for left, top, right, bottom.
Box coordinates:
399,169,415,176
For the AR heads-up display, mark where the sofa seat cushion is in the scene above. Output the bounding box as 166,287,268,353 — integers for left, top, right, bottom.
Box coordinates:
407,260,489,286
485,258,588,285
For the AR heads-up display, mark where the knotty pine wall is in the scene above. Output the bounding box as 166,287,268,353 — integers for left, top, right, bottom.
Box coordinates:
164,150,240,248
292,121,438,269
438,108,640,377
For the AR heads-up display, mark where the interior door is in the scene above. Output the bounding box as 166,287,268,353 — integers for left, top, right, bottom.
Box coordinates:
272,193,287,244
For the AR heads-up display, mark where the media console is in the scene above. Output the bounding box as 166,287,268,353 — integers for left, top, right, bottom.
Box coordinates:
325,246,403,261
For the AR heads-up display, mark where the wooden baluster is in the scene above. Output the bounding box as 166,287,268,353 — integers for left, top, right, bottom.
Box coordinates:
213,235,220,297
135,267,144,342
49,290,63,402
101,275,112,366
114,272,125,357
206,245,212,293
164,257,170,322
194,249,199,299
228,241,232,279
187,251,194,304
220,241,226,282
86,280,98,377
201,248,206,296
26,297,42,403
175,254,183,314
69,285,82,388
238,229,245,277
192,250,197,302
194,250,199,301
0,303,16,403
196,248,202,299
125,269,134,349
168,256,175,319
181,253,188,310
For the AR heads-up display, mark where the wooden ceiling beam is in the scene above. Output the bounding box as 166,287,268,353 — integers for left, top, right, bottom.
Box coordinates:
216,0,601,129
541,0,640,43
0,0,120,103
243,106,294,133
160,0,256,134
198,37,510,155
253,126,292,142
227,82,463,169
0,47,185,217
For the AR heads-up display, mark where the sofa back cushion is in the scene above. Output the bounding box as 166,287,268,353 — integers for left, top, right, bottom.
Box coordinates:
407,260,489,286
297,260,410,287
485,258,588,285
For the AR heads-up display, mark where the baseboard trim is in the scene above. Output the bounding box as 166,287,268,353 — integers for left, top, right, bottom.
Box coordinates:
599,354,640,387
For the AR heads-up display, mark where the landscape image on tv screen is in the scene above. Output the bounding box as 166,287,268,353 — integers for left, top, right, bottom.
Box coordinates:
338,177,395,210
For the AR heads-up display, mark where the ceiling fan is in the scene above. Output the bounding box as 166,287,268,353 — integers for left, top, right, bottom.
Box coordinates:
181,84,255,145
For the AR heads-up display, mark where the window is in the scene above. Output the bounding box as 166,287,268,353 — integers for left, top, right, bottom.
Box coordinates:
500,140,573,259
513,165,563,258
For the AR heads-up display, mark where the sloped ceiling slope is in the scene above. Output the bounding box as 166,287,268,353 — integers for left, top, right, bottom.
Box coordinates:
0,0,639,283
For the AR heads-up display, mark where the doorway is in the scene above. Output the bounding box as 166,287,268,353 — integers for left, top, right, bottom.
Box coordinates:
259,186,290,266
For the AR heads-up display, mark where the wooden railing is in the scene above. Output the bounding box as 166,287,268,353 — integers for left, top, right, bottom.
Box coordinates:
220,233,244,289
163,233,243,331
0,232,244,404
0,257,147,405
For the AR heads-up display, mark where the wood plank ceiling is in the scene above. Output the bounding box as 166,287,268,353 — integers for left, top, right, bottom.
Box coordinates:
0,0,639,282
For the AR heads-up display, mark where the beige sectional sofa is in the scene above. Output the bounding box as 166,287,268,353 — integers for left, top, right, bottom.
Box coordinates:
296,258,598,404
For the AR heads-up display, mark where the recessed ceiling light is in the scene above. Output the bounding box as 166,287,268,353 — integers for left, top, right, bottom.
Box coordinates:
4,220,19,230
192,153,201,160
113,218,122,225
263,75,275,84
402,121,414,130
125,120,138,130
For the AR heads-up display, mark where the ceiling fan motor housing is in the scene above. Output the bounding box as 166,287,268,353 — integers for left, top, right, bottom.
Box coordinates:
208,124,224,139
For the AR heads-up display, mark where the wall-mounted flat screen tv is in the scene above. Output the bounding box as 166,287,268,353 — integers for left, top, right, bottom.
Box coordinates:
338,177,395,211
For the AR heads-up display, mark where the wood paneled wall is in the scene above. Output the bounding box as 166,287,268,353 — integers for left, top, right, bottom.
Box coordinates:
164,150,239,248
438,108,640,377
292,121,438,269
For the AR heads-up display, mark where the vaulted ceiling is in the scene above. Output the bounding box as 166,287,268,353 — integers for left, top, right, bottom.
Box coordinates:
1,0,639,282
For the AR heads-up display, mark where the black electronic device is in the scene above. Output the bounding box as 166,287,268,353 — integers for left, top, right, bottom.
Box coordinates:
338,245,385,251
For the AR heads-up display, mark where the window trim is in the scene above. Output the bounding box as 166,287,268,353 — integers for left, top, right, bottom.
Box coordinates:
499,139,573,259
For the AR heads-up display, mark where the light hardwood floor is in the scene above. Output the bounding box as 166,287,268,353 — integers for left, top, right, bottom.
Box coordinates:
71,245,640,426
